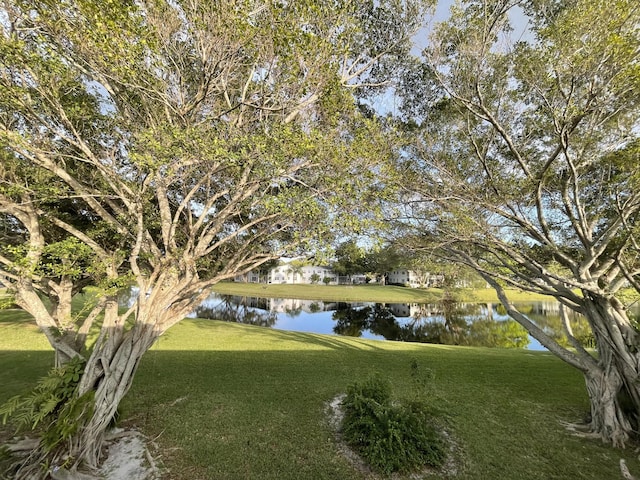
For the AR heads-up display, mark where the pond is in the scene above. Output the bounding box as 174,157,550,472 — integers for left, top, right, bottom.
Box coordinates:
187,294,599,351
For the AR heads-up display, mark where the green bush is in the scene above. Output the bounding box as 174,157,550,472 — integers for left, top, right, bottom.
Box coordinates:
0,356,94,453
341,374,446,475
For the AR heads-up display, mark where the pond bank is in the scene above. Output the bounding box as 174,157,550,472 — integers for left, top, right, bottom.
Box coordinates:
211,283,554,304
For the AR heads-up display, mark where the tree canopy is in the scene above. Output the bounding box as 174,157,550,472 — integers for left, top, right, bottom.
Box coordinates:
397,0,640,446
0,0,431,475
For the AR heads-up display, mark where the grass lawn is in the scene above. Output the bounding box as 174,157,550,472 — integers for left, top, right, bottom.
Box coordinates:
1,308,636,479
211,282,553,303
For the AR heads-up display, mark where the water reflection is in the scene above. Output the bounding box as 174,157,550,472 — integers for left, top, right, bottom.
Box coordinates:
118,289,640,350
194,295,278,328
331,302,530,348
187,295,603,350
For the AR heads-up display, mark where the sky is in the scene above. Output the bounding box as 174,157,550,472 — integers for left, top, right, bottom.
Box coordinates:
419,0,533,50
371,0,533,116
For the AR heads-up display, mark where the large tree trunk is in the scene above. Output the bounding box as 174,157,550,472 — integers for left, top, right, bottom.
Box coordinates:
72,324,159,468
489,278,640,447
581,295,640,448
10,263,204,479
13,324,159,479
11,292,166,478
584,368,634,447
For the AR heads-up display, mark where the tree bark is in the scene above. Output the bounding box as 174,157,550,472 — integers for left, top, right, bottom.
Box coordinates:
12,324,159,479
488,275,640,447
584,368,634,448
580,295,640,447
11,295,163,480
72,324,158,468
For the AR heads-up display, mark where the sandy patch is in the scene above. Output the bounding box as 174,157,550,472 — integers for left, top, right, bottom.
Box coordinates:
42,429,161,479
97,430,160,480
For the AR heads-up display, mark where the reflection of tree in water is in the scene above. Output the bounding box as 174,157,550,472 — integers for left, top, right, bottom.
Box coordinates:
467,319,529,348
437,297,470,345
284,306,303,318
308,302,322,313
333,304,371,337
519,304,593,349
194,295,277,327
194,294,595,349
365,305,403,340
332,301,531,348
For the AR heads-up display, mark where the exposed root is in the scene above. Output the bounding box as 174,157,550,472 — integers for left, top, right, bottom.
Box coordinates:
3,429,162,480
4,437,38,453
559,421,601,440
621,459,637,480
50,467,97,480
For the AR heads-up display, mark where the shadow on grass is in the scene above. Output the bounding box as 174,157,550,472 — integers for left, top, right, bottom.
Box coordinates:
121,347,615,480
273,329,387,351
0,350,52,405
0,310,37,327
184,319,387,352
0,342,628,480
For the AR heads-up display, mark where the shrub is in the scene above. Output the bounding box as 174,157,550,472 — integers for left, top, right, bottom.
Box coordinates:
0,356,94,454
341,374,446,475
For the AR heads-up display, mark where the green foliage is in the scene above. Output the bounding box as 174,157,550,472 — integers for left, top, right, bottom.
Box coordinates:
0,292,18,310
332,241,367,276
1,245,31,271
0,356,93,453
37,238,97,280
94,273,134,296
345,374,391,406
341,373,446,475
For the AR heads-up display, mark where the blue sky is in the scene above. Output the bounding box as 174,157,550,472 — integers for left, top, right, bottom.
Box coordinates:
370,0,532,116
414,0,532,53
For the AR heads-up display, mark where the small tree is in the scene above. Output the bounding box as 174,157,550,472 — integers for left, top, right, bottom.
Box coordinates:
286,259,306,284
362,244,406,284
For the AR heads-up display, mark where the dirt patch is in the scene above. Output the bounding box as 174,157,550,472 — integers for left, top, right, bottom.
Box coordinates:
3,429,161,480
96,429,161,480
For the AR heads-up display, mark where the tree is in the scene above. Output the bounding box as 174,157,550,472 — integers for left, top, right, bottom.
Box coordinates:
0,0,430,475
286,259,306,284
254,258,280,284
361,244,403,284
333,303,374,337
194,295,277,327
398,0,640,446
330,302,531,347
363,242,480,287
332,240,366,281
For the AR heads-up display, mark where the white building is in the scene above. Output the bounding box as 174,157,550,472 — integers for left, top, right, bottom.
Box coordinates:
386,270,444,288
386,270,422,287
234,271,262,283
266,264,338,285
233,260,445,288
